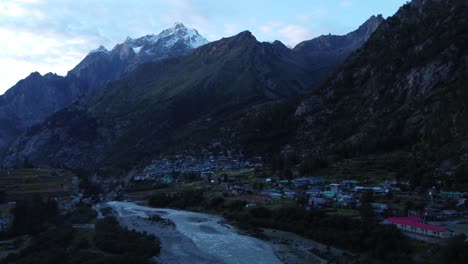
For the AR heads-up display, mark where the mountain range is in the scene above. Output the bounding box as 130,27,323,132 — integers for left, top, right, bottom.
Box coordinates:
0,16,383,167
2,0,467,189
0,23,208,151
242,0,468,188
5,0,466,190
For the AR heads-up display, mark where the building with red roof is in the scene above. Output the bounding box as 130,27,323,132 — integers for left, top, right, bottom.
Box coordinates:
383,216,454,239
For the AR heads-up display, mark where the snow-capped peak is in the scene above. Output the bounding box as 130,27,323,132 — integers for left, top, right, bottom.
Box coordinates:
116,23,209,52
172,22,185,30
157,22,209,48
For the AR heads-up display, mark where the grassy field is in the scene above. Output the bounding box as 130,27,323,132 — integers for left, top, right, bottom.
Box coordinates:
317,151,411,184
325,208,360,219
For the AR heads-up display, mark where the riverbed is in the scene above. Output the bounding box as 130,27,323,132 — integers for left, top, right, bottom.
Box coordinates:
105,201,283,264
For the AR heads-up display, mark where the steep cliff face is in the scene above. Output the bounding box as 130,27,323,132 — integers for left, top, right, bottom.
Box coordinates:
0,73,86,150
292,0,468,181
293,15,384,84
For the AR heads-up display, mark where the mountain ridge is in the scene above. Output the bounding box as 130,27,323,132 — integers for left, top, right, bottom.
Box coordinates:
0,23,209,152
2,15,384,169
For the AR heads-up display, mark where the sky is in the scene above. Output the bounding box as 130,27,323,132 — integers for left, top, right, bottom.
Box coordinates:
0,0,408,94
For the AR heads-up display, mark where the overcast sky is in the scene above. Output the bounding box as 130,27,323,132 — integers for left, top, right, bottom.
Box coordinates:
0,0,408,94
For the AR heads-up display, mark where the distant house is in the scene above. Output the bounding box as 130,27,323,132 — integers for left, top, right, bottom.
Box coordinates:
133,173,149,181
245,203,257,208
0,218,8,231
306,187,322,197
440,191,468,198
330,184,341,193
440,210,459,219
354,186,389,194
309,177,326,185
278,180,290,185
337,194,353,205
383,180,398,189
371,203,389,214
283,190,299,199
292,177,309,187
322,191,337,198
383,216,454,239
292,177,325,187
341,180,359,189
162,175,173,184
261,189,283,199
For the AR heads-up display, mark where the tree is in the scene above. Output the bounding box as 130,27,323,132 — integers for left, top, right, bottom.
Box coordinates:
439,235,468,264
281,169,293,180
0,191,6,204
361,190,374,204
364,225,411,260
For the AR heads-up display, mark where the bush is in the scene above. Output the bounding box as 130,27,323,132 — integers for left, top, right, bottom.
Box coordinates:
94,217,160,257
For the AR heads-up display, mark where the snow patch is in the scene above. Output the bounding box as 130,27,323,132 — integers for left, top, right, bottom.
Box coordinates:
132,46,142,54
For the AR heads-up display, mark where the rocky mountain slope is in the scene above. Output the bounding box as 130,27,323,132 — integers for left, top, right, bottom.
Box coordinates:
0,73,85,150
294,14,384,84
296,0,467,155
243,0,467,187
0,23,208,152
2,16,383,169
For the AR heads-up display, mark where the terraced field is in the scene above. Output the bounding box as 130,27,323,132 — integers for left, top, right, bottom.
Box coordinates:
0,168,75,201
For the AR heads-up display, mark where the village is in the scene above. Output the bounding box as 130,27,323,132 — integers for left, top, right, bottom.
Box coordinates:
127,155,468,245
132,153,263,182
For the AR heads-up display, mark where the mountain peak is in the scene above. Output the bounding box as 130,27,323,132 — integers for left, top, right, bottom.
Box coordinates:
89,45,109,55
156,23,209,48
355,14,385,36
172,22,186,30
28,71,42,78
233,30,257,42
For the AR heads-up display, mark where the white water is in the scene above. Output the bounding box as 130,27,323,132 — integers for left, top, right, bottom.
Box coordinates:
106,201,282,264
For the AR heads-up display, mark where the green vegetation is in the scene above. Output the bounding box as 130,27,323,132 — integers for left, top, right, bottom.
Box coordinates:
1,217,160,264
94,217,160,258
437,235,468,264
8,194,59,236
148,189,205,209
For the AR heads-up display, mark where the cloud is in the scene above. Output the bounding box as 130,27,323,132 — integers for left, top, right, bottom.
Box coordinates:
279,24,312,46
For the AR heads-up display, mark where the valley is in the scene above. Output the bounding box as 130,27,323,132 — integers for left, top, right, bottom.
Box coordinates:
0,0,467,263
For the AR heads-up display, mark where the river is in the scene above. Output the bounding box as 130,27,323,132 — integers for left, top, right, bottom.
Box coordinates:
105,201,283,264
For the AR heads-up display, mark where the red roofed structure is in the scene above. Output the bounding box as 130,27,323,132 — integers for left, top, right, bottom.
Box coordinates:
384,216,454,239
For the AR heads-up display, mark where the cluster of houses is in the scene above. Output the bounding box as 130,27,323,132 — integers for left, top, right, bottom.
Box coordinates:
428,189,468,199
260,177,391,211
409,206,464,221
132,154,263,183
125,154,467,243
220,176,464,243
